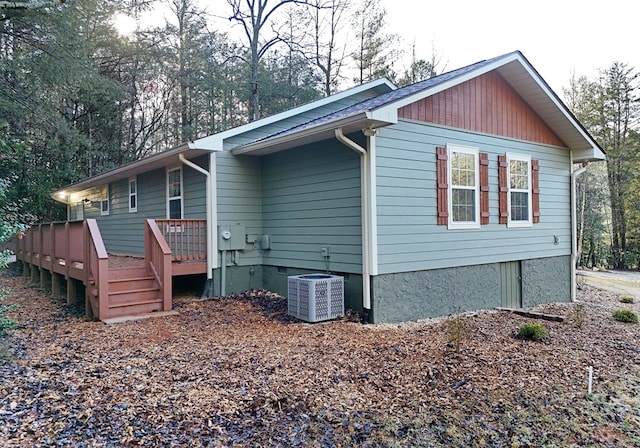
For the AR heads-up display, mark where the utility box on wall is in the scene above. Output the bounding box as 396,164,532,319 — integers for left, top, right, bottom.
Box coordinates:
218,224,245,250
288,274,344,323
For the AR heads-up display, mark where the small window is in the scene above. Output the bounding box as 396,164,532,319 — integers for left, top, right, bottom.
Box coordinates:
129,178,138,213
448,144,479,229
167,168,183,219
100,185,109,216
507,154,532,227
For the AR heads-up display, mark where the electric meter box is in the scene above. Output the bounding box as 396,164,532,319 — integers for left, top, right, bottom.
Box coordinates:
218,224,245,250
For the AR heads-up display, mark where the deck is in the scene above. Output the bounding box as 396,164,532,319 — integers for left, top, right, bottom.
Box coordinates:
15,219,207,322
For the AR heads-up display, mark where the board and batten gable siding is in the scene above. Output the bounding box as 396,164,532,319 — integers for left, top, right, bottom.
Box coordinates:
215,151,264,267
375,120,571,275
223,89,385,149
260,138,362,273
398,71,566,148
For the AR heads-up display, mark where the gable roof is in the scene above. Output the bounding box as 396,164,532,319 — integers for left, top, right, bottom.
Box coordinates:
232,51,605,163
52,78,396,203
189,78,395,151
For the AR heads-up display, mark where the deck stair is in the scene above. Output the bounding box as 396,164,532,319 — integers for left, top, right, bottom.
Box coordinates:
86,267,164,318
107,267,164,315
15,218,206,322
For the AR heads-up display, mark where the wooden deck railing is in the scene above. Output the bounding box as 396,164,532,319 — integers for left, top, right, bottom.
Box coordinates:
16,221,86,278
15,218,204,320
84,219,109,318
156,219,207,262
144,219,172,312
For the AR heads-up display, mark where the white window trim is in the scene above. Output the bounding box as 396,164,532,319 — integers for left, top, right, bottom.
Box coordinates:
76,202,84,221
100,185,109,216
447,144,480,230
166,167,184,219
129,177,138,213
506,153,532,228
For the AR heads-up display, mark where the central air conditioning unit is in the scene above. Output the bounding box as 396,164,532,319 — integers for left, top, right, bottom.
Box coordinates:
288,274,344,323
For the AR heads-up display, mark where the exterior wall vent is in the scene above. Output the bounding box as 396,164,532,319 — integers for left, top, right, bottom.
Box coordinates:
287,274,344,322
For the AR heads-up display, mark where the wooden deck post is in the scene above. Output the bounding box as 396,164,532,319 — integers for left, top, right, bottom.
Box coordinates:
67,277,77,305
30,264,38,284
85,291,94,320
40,269,51,291
51,272,63,297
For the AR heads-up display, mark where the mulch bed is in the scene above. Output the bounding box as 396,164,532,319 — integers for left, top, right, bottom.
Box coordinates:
1,267,639,447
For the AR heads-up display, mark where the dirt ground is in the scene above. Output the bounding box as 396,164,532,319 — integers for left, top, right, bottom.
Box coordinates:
579,268,640,298
1,266,639,447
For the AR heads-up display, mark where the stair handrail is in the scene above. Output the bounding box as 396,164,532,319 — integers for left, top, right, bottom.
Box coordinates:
145,219,172,311
84,219,109,319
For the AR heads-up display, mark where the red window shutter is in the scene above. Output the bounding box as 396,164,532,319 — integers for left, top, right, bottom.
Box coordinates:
498,155,508,224
479,152,489,224
436,146,448,225
532,159,540,223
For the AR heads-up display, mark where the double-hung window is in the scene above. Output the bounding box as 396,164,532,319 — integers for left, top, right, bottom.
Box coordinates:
129,177,138,213
447,144,480,229
167,167,183,219
507,154,532,227
100,185,109,216
498,153,540,226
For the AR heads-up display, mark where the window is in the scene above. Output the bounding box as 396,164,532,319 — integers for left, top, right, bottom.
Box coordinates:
508,155,531,225
448,144,480,228
498,154,540,227
129,177,137,213
100,185,109,216
76,202,84,221
167,167,183,219
436,145,489,228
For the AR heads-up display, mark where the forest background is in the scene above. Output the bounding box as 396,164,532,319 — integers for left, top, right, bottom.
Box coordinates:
0,0,639,270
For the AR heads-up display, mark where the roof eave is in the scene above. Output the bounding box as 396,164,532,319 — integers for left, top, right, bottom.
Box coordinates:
372,51,605,164
231,111,397,156
51,145,213,204
192,78,396,151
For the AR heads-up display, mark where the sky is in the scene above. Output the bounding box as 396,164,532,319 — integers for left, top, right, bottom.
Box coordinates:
118,0,640,98
383,0,640,94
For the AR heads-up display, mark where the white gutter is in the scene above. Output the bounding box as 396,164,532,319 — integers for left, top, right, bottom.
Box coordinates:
178,153,217,282
233,113,371,156
335,128,375,321
570,157,589,302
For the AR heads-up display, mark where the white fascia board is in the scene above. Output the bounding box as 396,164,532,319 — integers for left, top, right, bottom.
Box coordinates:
230,112,376,156
230,108,399,156
51,144,207,204
191,78,396,151
375,53,525,115
366,108,398,125
374,52,604,162
512,58,605,161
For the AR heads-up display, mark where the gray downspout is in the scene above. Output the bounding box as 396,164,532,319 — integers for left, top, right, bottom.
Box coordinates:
571,161,589,302
335,128,373,323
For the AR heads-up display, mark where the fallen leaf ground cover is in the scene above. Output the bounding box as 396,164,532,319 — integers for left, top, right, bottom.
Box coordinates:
1,267,639,447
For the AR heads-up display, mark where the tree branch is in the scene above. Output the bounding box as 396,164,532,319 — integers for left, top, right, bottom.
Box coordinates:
0,0,65,9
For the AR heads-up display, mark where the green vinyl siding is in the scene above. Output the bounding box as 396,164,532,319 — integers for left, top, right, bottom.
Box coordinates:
83,156,209,256
261,139,362,273
216,151,263,267
375,120,572,275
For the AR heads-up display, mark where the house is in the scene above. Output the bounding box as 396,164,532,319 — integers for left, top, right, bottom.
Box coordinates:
20,51,604,323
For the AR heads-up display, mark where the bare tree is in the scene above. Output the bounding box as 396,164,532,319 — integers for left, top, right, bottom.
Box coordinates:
0,0,64,10
226,0,309,121
305,0,349,96
351,0,399,84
